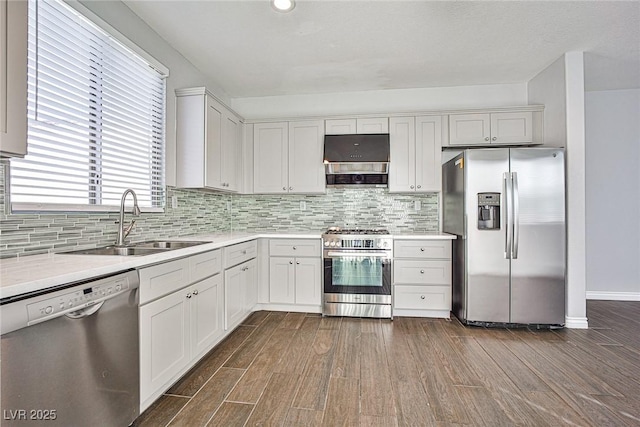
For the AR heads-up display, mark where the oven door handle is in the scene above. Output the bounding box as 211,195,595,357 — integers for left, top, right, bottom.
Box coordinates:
325,251,390,258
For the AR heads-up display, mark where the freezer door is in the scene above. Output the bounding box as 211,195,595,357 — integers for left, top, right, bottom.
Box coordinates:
465,149,510,323
509,148,566,324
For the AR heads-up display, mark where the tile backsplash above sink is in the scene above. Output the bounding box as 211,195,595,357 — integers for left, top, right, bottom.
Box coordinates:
0,163,438,259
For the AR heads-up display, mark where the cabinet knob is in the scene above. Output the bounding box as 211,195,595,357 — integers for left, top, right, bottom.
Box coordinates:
410,185,415,189
193,290,199,295
186,293,192,299
293,246,297,250
283,187,287,191
417,185,421,189
296,261,300,265
420,270,425,274
421,295,426,300
289,187,293,191
485,137,490,141
242,250,247,254
289,260,293,264
242,266,249,271
420,248,425,251
492,136,497,141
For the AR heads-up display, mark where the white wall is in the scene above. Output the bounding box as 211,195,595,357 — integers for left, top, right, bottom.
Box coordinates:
231,83,527,120
79,0,232,187
528,57,566,148
585,89,640,300
528,52,588,329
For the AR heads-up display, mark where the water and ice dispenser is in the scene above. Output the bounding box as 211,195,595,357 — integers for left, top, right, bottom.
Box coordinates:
477,192,500,230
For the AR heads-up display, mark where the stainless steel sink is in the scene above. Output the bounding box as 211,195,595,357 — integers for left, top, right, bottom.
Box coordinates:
133,240,208,249
65,246,168,256
64,240,209,256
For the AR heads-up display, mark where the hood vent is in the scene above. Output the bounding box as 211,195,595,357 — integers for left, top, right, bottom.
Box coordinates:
324,134,390,186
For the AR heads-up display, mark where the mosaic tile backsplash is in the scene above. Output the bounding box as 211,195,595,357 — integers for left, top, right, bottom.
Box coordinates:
0,162,439,258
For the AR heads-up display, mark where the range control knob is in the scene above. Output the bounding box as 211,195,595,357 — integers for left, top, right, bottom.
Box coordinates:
324,241,330,247
44,306,53,315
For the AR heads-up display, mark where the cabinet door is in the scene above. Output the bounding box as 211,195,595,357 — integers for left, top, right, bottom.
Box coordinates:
205,97,223,188
388,117,416,193
490,112,533,144
140,291,190,404
224,263,245,330
221,112,239,191
191,274,224,356
243,258,258,314
325,118,356,135
253,122,289,193
415,116,442,192
448,113,490,146
0,0,27,157
357,117,389,134
269,257,295,304
294,257,322,305
288,120,325,194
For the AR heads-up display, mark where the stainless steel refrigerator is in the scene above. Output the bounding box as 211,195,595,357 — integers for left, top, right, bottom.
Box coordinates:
442,148,565,326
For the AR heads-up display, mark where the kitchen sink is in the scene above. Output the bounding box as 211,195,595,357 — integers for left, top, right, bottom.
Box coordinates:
64,240,209,256
133,240,208,249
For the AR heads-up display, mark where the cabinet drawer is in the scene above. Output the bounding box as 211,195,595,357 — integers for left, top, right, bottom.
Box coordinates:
190,249,222,283
224,240,257,269
393,260,451,285
139,258,190,304
394,240,451,259
269,239,321,257
394,285,451,310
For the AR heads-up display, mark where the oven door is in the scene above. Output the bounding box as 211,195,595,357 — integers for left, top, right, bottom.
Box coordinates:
323,250,391,295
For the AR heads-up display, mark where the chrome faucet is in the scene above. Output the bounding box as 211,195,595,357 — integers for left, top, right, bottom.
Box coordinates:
116,189,141,247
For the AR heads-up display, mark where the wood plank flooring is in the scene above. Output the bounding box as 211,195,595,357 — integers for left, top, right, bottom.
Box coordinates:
133,301,640,426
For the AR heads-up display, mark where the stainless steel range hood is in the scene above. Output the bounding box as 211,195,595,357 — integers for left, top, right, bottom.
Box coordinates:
324,134,390,186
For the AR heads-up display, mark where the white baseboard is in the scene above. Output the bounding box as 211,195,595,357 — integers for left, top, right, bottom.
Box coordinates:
392,309,450,319
586,291,640,301
564,316,589,329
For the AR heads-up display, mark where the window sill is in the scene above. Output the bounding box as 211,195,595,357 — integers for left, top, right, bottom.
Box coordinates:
10,202,165,214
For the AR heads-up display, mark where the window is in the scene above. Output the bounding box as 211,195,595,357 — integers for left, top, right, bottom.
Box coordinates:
10,0,167,211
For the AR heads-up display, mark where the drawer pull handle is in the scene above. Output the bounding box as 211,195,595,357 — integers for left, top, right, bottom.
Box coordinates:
421,295,426,300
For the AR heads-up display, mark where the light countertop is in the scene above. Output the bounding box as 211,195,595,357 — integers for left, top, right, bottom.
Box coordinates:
1,231,455,299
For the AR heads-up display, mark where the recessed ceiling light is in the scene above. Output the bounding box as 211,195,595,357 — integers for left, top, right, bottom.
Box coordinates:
271,0,295,13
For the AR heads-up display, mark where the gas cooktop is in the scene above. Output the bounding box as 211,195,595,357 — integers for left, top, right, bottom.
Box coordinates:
323,227,390,235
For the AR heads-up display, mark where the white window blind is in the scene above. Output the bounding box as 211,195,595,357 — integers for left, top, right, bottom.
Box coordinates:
10,0,167,211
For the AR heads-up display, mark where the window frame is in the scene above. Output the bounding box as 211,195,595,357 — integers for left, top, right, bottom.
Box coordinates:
9,0,169,214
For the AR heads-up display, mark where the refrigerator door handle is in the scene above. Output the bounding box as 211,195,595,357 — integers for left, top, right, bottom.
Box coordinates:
503,172,511,259
512,172,520,259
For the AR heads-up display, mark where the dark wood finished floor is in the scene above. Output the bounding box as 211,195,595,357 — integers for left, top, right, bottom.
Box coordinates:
133,301,640,426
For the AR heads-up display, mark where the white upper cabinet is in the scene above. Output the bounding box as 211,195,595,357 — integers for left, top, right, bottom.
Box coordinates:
447,111,535,146
389,116,442,193
176,88,241,192
0,0,28,158
253,120,325,194
325,117,388,134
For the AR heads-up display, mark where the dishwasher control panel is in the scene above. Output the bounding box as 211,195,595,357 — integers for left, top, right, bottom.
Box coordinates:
27,276,131,324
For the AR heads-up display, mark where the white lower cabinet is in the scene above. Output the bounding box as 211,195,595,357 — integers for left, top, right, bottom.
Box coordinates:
393,239,452,318
224,258,257,330
269,257,321,305
268,239,322,308
139,273,223,409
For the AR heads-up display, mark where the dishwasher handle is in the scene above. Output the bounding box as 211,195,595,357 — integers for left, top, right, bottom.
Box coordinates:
65,301,105,319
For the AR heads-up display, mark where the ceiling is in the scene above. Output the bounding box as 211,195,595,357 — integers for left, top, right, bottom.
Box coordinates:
123,0,640,98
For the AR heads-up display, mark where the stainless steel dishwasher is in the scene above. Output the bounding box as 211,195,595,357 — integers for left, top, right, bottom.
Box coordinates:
1,270,140,427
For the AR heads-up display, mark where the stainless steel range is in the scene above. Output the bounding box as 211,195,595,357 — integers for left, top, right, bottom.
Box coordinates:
322,227,392,318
